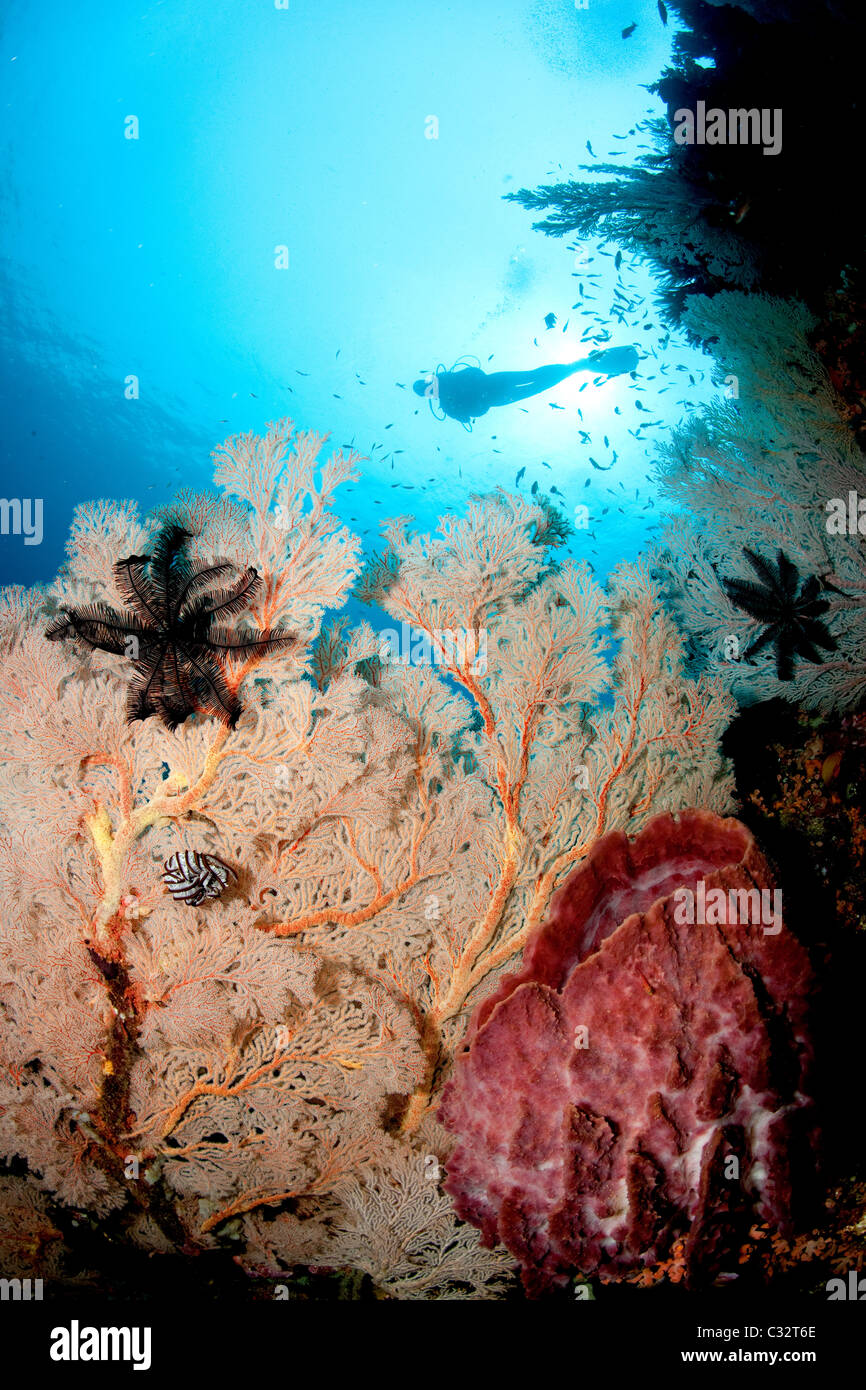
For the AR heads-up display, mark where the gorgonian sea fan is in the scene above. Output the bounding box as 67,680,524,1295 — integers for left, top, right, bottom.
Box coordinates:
0,419,740,1295
439,809,816,1295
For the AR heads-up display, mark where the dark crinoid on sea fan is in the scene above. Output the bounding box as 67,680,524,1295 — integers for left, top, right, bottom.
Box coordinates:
46,522,297,729
722,547,838,681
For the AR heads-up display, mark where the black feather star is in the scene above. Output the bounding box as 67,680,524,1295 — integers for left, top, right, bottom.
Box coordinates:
46,523,298,729
722,548,837,682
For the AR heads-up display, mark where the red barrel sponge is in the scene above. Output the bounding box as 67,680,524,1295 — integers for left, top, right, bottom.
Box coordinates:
439,810,815,1295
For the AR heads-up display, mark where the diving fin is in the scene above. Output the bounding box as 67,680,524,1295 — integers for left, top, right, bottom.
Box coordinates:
586,345,639,378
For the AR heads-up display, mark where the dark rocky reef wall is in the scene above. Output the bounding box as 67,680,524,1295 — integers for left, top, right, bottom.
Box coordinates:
508,1,866,435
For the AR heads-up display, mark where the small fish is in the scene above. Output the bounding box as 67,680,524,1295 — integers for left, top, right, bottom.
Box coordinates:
614,251,622,270
539,460,551,469
603,436,609,448
550,485,563,497
622,22,637,38
295,370,310,376
531,481,539,496
395,382,406,388
544,313,557,329
584,479,591,488
590,457,614,471
550,402,565,409
336,349,341,358
658,0,667,24
250,392,258,398
562,320,569,332
585,140,596,158
488,354,494,362
385,423,394,429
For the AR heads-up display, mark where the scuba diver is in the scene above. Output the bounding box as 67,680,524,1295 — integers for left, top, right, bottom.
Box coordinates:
413,345,639,428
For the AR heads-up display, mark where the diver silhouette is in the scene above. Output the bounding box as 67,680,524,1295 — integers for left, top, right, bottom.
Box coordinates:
413,345,639,428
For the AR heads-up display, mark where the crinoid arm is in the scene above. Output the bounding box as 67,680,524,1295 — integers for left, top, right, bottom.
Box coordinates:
795,618,838,661
776,549,801,597
181,566,261,625
146,523,196,625
742,622,782,663
739,547,792,600
204,623,299,659
45,602,147,656
112,552,164,629
722,575,780,620
773,632,797,682
172,558,238,620
124,642,175,725
173,642,243,727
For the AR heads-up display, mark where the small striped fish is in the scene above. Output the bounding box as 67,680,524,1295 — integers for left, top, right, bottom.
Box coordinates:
162,851,237,906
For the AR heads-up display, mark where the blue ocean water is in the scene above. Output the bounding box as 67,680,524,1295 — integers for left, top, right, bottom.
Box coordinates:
1,0,716,592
